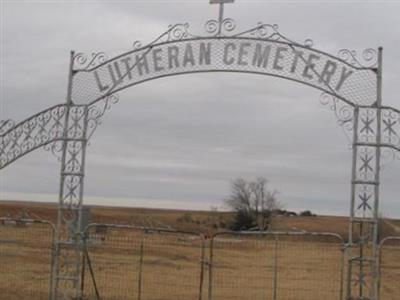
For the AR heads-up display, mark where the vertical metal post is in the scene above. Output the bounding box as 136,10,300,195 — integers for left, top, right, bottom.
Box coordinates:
51,50,75,300
347,47,383,300
372,46,383,300
273,235,278,300
80,239,86,296
53,50,90,300
217,2,224,36
137,231,145,300
198,236,206,300
84,244,101,300
208,236,215,300
347,106,359,300
48,224,56,300
56,50,75,237
349,106,360,245
377,241,383,300
359,223,364,298
339,245,345,300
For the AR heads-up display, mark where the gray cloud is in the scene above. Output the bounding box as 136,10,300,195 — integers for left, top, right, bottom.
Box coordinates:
1,0,399,217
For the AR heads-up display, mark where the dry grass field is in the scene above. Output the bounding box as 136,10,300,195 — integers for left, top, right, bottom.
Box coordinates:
0,201,371,236
0,201,399,300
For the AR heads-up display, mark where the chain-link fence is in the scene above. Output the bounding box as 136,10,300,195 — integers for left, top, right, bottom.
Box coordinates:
0,218,55,300
1,218,399,300
81,224,205,300
208,231,345,300
379,237,400,300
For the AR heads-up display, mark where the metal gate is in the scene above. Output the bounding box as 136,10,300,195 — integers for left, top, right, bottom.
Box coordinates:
208,231,345,300
81,224,205,300
0,218,55,300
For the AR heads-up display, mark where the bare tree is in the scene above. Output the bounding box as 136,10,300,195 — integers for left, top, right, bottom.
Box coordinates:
225,177,281,231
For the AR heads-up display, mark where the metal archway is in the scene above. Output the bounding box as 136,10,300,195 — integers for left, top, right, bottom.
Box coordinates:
1,3,400,300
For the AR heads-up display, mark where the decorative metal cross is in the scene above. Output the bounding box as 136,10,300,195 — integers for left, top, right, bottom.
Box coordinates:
360,115,375,135
358,191,372,211
210,0,235,35
359,153,374,175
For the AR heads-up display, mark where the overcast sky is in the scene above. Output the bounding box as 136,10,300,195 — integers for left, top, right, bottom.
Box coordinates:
1,0,399,217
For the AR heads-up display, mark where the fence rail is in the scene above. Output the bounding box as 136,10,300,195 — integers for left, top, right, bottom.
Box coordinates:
0,218,399,300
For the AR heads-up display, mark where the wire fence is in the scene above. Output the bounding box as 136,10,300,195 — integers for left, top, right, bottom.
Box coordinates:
0,218,399,300
379,237,400,300
0,218,55,300
209,232,345,300
82,224,205,300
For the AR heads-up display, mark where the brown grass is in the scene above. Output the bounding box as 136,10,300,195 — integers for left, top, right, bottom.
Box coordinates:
0,201,399,300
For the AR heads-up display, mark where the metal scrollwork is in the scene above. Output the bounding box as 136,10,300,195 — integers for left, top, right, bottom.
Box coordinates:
168,23,190,41
67,106,86,139
133,23,192,50
303,38,314,48
44,140,64,162
380,107,400,168
0,119,15,135
205,17,236,36
382,108,400,148
234,23,314,48
0,105,67,169
0,95,120,168
87,94,119,142
247,23,281,40
337,48,378,69
381,147,400,170
132,40,143,50
73,52,108,71
204,19,218,35
131,21,315,49
64,142,83,174
320,92,354,145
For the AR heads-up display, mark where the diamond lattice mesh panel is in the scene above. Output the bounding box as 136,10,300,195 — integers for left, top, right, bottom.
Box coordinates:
71,38,377,106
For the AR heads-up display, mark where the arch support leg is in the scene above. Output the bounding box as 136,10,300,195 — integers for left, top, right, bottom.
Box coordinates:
347,106,382,300
52,105,89,300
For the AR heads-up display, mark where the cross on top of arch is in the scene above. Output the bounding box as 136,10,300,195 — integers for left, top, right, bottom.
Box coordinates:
209,0,235,36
